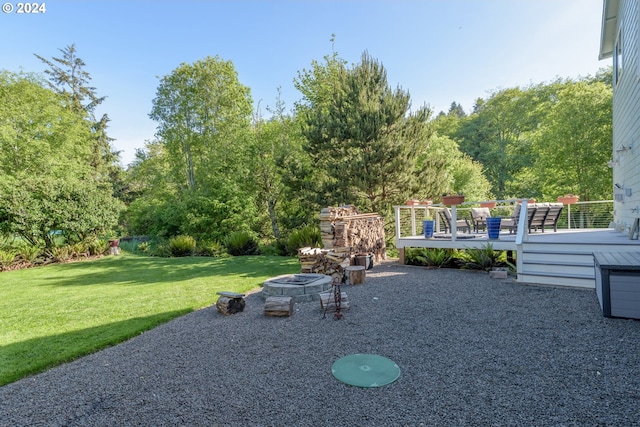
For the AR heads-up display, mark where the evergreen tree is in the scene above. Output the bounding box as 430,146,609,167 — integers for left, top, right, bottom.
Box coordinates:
35,44,120,179
296,51,432,212
34,44,104,115
448,101,466,118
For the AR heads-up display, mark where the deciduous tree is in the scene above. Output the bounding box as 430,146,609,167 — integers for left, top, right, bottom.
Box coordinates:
128,56,256,241
149,56,253,192
247,92,307,238
527,80,612,201
0,71,122,247
0,71,93,179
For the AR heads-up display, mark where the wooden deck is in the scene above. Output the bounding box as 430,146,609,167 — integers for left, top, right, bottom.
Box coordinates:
396,227,640,289
393,202,639,288
396,209,640,289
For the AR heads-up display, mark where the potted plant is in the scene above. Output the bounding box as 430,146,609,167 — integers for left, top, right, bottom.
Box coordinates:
441,194,465,206
480,201,497,209
557,194,579,204
406,199,420,206
517,198,537,204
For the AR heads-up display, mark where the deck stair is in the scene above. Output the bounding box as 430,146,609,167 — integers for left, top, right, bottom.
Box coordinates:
518,242,636,288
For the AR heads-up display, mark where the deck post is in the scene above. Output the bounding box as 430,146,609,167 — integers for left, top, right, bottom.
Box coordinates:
451,205,458,241
514,200,529,282
394,206,402,240
515,200,530,245
410,207,417,236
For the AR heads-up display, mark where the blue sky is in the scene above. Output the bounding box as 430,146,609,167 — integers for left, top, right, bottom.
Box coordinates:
2,0,606,166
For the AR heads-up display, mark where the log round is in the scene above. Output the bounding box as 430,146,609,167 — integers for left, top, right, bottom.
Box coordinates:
216,296,246,315
346,266,366,285
319,291,349,311
264,296,294,317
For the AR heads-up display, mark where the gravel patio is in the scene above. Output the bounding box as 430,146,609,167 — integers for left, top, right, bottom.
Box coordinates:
1,261,639,426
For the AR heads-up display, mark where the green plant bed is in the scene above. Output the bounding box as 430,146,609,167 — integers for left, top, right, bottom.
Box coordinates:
405,248,458,268
459,244,508,271
0,254,298,386
405,245,510,272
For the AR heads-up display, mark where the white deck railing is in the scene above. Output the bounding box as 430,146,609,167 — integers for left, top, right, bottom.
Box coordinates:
394,199,614,241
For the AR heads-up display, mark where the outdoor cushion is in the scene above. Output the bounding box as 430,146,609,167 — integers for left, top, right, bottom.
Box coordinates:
470,208,491,232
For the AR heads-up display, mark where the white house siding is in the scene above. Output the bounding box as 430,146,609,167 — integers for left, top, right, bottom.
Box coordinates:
611,0,640,232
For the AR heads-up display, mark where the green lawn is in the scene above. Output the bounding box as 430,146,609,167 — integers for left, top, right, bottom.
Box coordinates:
0,254,298,386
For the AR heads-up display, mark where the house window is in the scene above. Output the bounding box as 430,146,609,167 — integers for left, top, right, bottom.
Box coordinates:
615,30,623,85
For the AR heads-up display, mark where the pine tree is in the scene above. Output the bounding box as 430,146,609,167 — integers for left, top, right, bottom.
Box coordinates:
35,44,120,182
297,51,432,212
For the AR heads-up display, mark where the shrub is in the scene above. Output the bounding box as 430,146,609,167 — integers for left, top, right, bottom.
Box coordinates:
153,241,172,258
197,240,223,257
404,248,424,266
17,245,42,264
50,246,72,262
137,241,151,254
224,231,259,256
257,238,290,257
0,249,17,269
409,248,456,268
275,238,290,256
0,236,12,250
169,235,197,257
259,241,282,256
0,176,123,251
88,238,110,256
286,225,322,255
460,244,505,271
69,242,90,258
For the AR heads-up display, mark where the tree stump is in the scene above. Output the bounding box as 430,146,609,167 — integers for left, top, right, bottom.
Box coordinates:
215,292,246,315
319,291,349,311
264,296,294,317
345,266,366,285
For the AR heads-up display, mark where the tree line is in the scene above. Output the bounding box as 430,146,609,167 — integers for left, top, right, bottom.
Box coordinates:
433,69,612,202
0,43,612,256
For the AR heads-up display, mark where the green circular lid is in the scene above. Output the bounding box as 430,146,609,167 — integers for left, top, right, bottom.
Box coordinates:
331,354,400,388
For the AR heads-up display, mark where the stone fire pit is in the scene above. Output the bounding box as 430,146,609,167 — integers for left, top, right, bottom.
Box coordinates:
262,273,332,303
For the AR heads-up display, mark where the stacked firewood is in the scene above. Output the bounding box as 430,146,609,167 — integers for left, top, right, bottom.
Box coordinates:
319,206,360,248
319,206,386,260
297,206,386,280
298,247,351,281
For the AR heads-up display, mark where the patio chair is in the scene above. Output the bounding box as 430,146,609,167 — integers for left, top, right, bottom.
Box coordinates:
438,208,471,234
529,203,548,232
470,207,491,232
501,203,536,234
527,203,563,233
541,203,564,232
